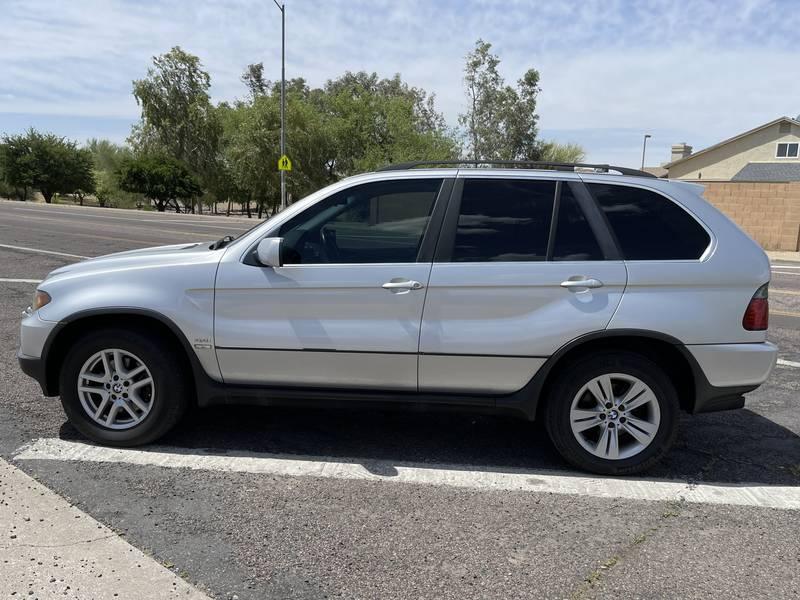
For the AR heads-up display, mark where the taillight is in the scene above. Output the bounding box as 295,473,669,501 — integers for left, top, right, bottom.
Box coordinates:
742,284,769,331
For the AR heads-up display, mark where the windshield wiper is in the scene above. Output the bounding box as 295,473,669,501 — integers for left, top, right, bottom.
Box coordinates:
210,235,236,250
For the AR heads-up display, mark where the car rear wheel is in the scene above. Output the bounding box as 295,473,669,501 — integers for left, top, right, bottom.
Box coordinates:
544,352,679,475
59,328,189,446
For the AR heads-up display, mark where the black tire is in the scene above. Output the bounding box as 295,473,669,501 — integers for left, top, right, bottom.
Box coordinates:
543,351,679,476
59,328,189,446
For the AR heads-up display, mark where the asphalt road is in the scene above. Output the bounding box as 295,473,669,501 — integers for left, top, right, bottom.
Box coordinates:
1,199,798,599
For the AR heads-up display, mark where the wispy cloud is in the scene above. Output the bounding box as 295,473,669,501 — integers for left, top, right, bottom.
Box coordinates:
1,0,798,165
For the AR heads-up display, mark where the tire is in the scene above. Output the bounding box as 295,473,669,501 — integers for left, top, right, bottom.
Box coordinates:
59,328,189,446
543,351,679,476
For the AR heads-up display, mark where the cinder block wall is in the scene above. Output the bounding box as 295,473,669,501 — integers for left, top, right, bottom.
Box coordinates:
700,182,800,251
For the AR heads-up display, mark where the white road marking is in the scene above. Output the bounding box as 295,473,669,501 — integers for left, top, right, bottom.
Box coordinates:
777,358,800,368
771,264,800,269
772,271,800,276
772,289,800,296
0,243,89,259
3,206,251,230
0,277,41,283
14,438,800,511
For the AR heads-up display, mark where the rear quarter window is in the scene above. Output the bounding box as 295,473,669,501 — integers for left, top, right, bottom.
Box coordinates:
588,183,710,260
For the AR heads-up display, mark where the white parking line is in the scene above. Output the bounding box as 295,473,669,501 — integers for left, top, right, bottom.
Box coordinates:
777,358,800,368
0,277,41,283
0,243,89,259
14,438,800,511
771,265,800,269
772,271,800,276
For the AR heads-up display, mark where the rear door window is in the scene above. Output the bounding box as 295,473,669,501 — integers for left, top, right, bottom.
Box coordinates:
588,183,710,260
551,184,603,261
451,179,555,262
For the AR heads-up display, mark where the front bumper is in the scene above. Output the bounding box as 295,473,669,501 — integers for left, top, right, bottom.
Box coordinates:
18,311,60,396
18,350,51,396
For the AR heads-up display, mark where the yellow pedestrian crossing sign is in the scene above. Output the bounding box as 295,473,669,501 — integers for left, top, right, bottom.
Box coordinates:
278,155,292,171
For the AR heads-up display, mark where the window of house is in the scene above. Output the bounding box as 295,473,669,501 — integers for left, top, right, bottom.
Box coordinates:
776,142,799,158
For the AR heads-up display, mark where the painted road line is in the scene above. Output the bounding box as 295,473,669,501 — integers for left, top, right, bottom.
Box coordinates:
772,289,800,296
0,278,41,283
772,271,800,276
0,213,222,240
0,243,89,259
777,358,800,368
2,206,251,230
14,438,800,511
0,457,210,598
771,265,800,269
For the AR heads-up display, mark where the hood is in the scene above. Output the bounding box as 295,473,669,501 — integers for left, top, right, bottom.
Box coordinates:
44,242,219,282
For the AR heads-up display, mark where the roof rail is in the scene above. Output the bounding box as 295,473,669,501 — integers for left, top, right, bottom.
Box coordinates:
375,160,657,178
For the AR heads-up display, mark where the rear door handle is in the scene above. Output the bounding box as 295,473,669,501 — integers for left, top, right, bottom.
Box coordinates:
560,277,604,289
382,279,424,292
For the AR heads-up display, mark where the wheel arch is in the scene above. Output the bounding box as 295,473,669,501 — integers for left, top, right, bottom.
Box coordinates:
502,329,702,420
42,308,201,400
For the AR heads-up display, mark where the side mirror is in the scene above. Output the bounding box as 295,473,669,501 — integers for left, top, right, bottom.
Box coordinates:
256,237,283,267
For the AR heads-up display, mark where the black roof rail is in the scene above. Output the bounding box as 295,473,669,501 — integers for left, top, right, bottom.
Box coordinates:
375,160,657,178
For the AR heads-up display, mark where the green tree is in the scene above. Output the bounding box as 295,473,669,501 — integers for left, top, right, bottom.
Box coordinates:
117,154,201,212
65,146,97,205
539,141,586,163
130,46,222,211
0,129,95,203
86,138,132,172
459,40,542,162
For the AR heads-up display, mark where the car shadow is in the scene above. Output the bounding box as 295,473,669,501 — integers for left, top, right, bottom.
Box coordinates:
57,404,799,486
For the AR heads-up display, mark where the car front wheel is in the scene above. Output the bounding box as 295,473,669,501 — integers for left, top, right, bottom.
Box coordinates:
59,328,189,446
544,352,679,475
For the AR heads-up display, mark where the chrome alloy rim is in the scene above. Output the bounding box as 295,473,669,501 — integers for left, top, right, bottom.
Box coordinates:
569,373,661,461
77,349,155,430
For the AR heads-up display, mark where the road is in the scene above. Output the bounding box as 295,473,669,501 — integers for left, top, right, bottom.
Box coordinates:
1,199,798,599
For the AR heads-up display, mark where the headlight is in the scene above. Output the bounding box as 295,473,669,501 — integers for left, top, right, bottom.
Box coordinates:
31,290,52,312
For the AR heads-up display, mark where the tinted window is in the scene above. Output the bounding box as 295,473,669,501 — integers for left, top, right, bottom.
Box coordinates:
589,183,710,260
552,185,603,261
452,179,555,262
278,179,441,264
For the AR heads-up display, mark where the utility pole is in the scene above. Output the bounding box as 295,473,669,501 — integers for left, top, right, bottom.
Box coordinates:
273,0,286,211
640,133,651,170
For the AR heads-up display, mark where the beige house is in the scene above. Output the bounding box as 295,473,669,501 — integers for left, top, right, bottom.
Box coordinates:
665,116,800,181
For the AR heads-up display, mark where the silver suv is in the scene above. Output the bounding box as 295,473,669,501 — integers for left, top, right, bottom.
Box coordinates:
18,161,777,474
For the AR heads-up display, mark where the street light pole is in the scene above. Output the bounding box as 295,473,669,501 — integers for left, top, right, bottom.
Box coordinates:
273,0,286,211
640,134,651,170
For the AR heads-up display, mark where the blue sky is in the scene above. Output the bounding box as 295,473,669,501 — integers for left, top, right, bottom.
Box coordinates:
1,0,799,167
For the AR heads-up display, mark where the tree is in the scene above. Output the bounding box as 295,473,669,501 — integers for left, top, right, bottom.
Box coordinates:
242,63,269,98
539,141,586,163
0,129,95,203
117,154,201,212
459,40,542,161
65,147,96,205
130,46,222,211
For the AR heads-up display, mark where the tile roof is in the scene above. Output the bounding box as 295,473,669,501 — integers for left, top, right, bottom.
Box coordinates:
731,162,800,182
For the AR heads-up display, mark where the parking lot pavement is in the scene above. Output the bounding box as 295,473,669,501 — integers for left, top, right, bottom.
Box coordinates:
1,201,798,599
0,457,211,599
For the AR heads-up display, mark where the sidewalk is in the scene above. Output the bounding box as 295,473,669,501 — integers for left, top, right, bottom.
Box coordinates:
767,250,800,263
0,458,211,599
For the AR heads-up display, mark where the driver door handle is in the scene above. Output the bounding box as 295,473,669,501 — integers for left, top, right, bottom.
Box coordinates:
382,279,424,292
